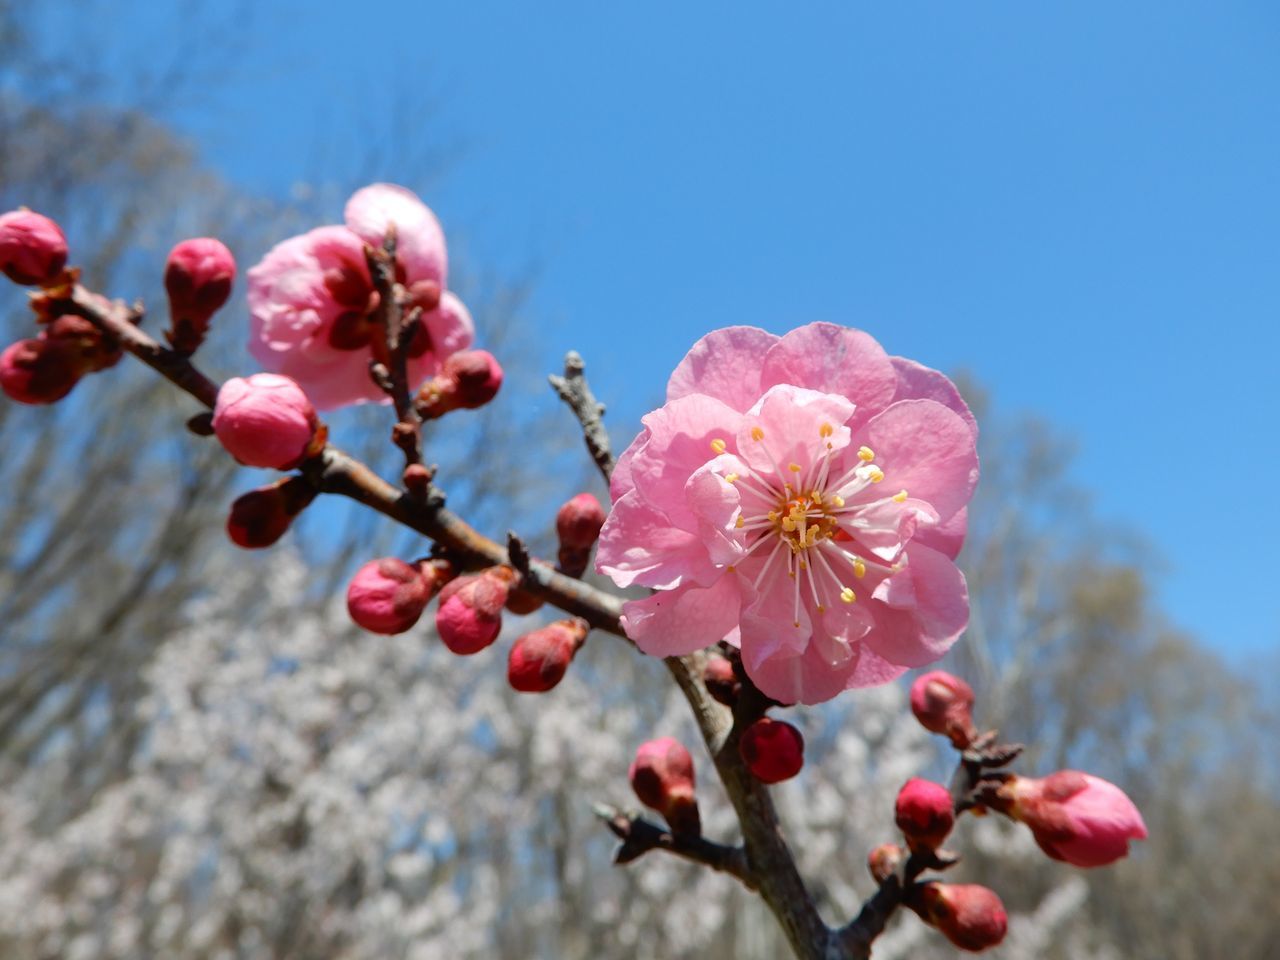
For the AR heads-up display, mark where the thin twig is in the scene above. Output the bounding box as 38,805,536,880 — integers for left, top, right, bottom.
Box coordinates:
364,232,425,472
549,350,614,485
593,804,755,889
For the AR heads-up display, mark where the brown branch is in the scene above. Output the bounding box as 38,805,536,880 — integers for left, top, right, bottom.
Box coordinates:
593,804,755,889
548,350,614,485
364,232,425,472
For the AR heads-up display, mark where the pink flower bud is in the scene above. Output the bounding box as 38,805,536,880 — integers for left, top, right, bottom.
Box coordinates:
435,566,514,655
738,717,805,784
0,338,81,404
895,778,955,853
702,656,741,707
911,882,1008,952
226,477,316,549
212,374,320,469
629,737,701,836
555,492,605,577
910,670,978,748
507,618,589,693
164,238,236,352
415,349,504,419
0,209,68,286
43,315,122,372
346,558,437,635
999,771,1147,867
867,842,905,884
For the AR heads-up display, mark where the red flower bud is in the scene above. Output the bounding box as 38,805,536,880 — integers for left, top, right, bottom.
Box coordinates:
629,737,701,836
702,656,740,707
507,618,589,693
0,338,81,404
0,209,68,286
867,842,905,884
415,349,504,419
895,778,955,853
504,585,545,615
164,237,236,353
346,558,438,634
212,374,320,469
910,882,1008,952
997,771,1147,867
555,492,605,577
435,566,514,655
910,670,978,748
738,717,805,784
226,476,316,548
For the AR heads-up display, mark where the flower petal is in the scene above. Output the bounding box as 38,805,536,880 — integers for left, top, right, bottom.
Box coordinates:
859,399,979,522
866,542,969,666
621,576,743,657
890,356,977,436
760,323,898,425
344,183,447,286
736,384,854,477
746,637,907,705
595,490,717,589
666,326,778,412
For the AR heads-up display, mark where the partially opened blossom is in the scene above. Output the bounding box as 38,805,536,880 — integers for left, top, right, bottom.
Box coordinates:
994,771,1148,867
247,184,473,410
212,373,319,469
596,323,978,704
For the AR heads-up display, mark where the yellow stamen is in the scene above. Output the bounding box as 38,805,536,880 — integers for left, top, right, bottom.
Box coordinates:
726,565,736,572
819,422,834,438
816,604,826,613
751,426,764,442
868,466,885,483
840,587,856,604
853,558,867,579
734,516,745,529
788,462,802,473
710,438,727,454
793,620,801,628
892,489,908,503
724,473,739,484
858,446,875,462
830,495,845,508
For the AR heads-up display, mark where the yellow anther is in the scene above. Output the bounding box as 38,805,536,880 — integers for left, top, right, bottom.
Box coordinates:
816,604,827,613
868,466,885,484
830,495,845,508
858,446,875,462
788,462,802,473
840,587,857,604
820,422,834,438
781,516,796,531
726,565,736,572
793,620,801,628
810,491,822,505
734,516,745,529
767,510,779,521
788,570,797,578
892,489,908,503
751,426,764,442
710,438,727,454
852,558,867,579
724,473,739,484
799,560,808,571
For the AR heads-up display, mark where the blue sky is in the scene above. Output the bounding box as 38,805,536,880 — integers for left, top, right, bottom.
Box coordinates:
36,1,1280,658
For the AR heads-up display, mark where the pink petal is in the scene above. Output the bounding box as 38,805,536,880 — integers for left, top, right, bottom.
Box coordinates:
890,356,977,436
760,323,898,426
746,638,906,705
736,384,855,477
685,458,747,569
344,183,447,286
866,543,969,666
913,505,968,560
860,399,979,521
610,427,649,503
621,576,743,657
666,326,778,412
595,490,717,589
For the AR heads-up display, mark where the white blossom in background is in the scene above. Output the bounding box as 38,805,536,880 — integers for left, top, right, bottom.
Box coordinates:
0,552,1109,959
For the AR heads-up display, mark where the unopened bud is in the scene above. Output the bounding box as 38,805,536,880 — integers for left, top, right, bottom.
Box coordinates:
739,717,805,784
346,558,440,635
702,656,741,707
895,778,955,853
910,670,978,748
555,492,606,577
0,338,81,404
507,618,589,693
504,585,545,615
435,566,514,655
164,237,236,353
993,771,1147,867
43,315,122,373
415,349,504,419
629,737,701,836
868,842,905,884
212,373,321,469
0,209,68,286
226,476,316,548
910,882,1008,952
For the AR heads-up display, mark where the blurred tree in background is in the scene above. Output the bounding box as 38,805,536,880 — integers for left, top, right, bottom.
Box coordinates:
1,3,1276,958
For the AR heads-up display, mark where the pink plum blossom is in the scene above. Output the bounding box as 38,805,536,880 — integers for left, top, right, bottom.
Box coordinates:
246,184,473,410
596,323,978,705
1001,771,1148,867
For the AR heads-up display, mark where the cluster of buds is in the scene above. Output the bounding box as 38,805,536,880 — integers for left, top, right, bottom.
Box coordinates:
629,737,701,836
554,492,605,578
508,617,589,692
347,557,455,635
212,374,323,469
0,315,122,404
414,349,504,420
163,237,236,354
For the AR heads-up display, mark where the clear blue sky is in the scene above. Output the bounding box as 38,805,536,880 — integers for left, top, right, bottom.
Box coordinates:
36,1,1280,658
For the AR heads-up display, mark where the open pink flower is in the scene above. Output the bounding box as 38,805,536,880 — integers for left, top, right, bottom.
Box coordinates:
596,324,978,705
247,184,473,410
